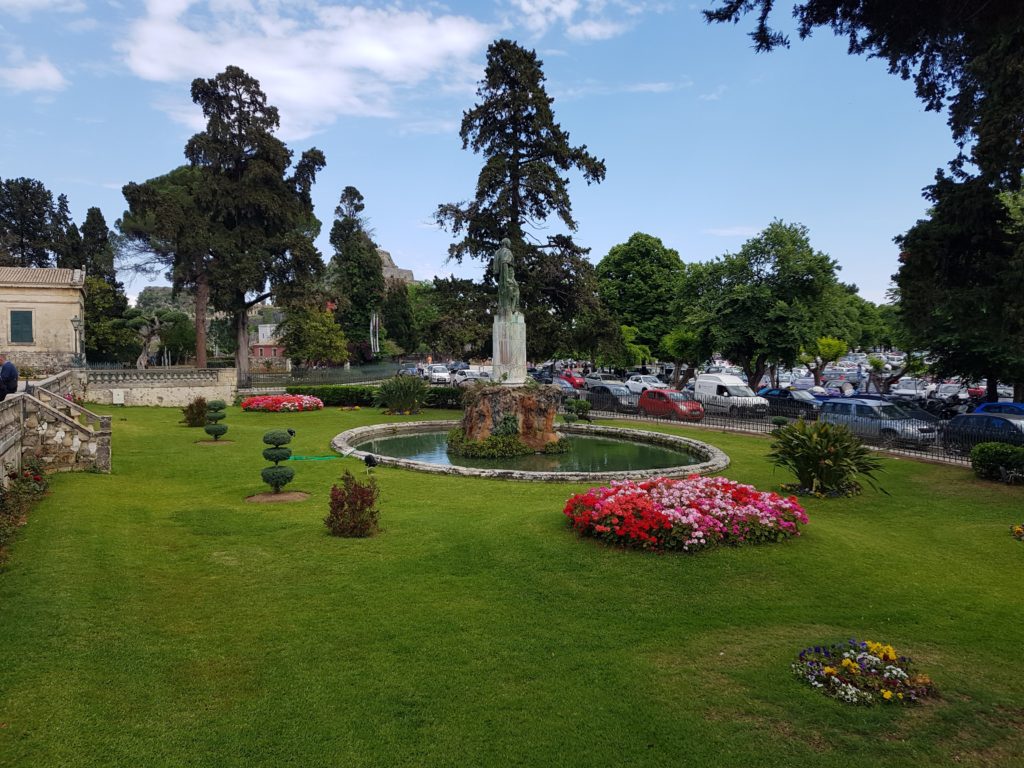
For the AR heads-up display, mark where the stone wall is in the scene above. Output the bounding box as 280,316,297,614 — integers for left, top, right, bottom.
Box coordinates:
0,398,23,474
85,367,236,407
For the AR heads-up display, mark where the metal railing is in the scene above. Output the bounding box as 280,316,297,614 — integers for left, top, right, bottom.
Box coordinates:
558,389,1015,465
241,362,402,390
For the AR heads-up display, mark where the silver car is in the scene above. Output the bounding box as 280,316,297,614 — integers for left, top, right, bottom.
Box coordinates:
819,398,938,447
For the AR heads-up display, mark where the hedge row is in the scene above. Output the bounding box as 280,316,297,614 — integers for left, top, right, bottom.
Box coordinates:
970,442,1024,481
286,384,463,409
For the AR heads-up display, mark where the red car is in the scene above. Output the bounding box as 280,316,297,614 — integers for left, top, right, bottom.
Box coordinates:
638,389,704,422
559,371,586,389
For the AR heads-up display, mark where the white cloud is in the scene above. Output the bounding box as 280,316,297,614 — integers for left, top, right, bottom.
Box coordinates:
703,226,759,238
699,85,726,101
566,18,626,40
0,0,84,18
119,1,495,139
0,48,67,92
510,0,581,35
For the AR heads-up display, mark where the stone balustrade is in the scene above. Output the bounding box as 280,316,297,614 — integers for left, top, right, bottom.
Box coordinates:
86,367,236,407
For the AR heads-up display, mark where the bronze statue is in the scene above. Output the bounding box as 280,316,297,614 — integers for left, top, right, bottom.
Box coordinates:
492,238,520,315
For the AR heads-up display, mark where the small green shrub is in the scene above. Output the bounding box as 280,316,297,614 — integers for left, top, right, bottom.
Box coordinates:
180,397,208,427
492,414,520,437
286,385,377,407
543,437,570,454
263,429,296,448
375,375,427,414
325,471,380,537
446,428,533,459
261,465,295,494
565,398,592,421
425,386,463,410
207,399,227,411
561,412,579,425
204,424,228,440
771,416,789,427
262,447,292,465
768,419,885,496
970,442,1024,481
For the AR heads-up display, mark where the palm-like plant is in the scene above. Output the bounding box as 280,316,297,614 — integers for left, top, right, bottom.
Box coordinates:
768,419,885,496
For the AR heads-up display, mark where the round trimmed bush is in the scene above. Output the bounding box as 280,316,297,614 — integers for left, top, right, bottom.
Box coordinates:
261,465,295,493
204,424,228,441
262,447,292,465
263,429,296,447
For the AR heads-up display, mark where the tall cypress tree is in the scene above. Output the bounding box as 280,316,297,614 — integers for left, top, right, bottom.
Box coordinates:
435,39,607,359
327,186,384,345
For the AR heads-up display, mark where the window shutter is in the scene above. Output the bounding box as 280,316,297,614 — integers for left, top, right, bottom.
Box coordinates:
10,311,32,343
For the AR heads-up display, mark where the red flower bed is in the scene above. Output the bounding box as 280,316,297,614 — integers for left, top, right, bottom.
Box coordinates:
240,394,324,412
563,475,808,552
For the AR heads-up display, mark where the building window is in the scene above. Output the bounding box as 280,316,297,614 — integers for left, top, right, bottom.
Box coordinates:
258,348,264,357
10,310,33,343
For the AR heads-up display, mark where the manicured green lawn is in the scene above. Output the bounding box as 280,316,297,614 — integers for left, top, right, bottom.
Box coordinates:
0,406,1021,767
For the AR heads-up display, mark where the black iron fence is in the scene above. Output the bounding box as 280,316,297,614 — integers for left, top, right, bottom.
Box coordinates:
241,362,401,390
559,389,1010,465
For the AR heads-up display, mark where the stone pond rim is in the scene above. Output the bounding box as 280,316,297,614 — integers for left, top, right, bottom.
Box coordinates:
332,421,730,482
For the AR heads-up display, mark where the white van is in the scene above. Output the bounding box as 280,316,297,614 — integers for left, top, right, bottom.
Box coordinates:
693,374,769,417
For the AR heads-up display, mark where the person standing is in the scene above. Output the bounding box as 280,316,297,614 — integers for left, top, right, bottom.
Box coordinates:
0,353,18,401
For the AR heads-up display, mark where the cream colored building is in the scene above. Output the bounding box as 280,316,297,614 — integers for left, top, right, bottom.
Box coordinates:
0,267,86,374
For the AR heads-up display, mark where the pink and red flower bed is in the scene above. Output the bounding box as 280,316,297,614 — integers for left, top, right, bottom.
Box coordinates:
241,394,324,412
563,475,808,552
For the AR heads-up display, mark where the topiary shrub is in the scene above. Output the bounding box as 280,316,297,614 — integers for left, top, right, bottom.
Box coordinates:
565,398,592,421
768,419,885,496
180,396,208,427
970,442,1024,481
771,416,789,428
375,375,427,414
325,471,380,537
261,465,296,493
204,399,228,440
261,428,296,493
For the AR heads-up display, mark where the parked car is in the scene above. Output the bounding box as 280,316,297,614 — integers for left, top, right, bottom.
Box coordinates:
890,378,934,399
452,369,491,388
637,388,704,422
819,398,938,447
397,365,421,377
585,384,637,413
447,361,469,372
584,372,624,389
426,364,451,385
757,387,821,419
559,371,586,389
944,413,1024,453
693,374,768,418
973,402,1024,416
625,374,669,394
551,377,577,395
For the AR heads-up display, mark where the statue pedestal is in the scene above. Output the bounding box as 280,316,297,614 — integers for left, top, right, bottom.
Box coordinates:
492,311,527,386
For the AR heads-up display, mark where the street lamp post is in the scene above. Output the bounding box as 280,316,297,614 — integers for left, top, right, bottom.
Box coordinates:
70,316,83,364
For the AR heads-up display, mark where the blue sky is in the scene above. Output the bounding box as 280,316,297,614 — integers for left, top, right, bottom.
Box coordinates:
0,0,956,304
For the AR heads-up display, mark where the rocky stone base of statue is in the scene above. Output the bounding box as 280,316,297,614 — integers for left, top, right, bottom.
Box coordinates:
492,311,527,386
454,384,563,455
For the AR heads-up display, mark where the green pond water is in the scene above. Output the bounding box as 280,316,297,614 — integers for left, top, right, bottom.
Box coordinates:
356,431,700,473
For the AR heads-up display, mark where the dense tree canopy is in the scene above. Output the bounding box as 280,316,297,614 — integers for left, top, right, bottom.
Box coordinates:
184,65,326,379
277,306,348,367
688,221,840,388
326,186,385,344
597,233,684,357
0,177,58,267
436,39,607,358
704,1,1024,185
381,279,416,355
895,174,1024,399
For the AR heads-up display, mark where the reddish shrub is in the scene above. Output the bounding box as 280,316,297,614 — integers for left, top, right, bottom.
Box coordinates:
325,471,380,538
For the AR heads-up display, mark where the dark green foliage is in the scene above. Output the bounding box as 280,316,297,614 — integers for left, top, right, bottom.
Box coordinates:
543,437,570,454
263,429,296,448
0,176,56,267
446,428,533,459
434,39,608,361
261,465,295,494
376,376,427,414
286,385,377,407
768,419,885,496
0,458,48,562
327,186,385,344
425,387,463,410
83,276,135,363
277,306,348,366
204,424,228,441
382,279,416,353
262,447,292,465
325,471,380,538
204,399,227,439
970,442,1024,481
772,417,790,427
492,414,520,437
180,397,208,427
564,399,592,420
597,233,685,355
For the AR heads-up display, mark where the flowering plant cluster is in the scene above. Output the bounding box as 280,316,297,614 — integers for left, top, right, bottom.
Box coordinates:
1012,523,1024,541
562,475,808,552
241,395,324,412
63,392,85,406
792,639,937,705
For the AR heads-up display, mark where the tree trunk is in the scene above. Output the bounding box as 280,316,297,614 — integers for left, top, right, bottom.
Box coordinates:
235,311,250,383
986,372,999,402
1014,382,1024,402
194,274,209,368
